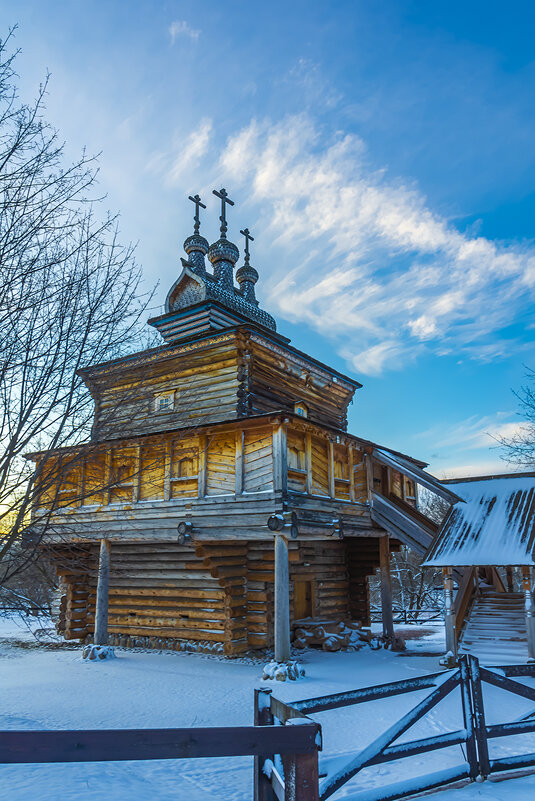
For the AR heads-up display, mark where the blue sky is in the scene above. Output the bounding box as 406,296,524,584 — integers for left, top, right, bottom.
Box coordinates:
5,0,535,476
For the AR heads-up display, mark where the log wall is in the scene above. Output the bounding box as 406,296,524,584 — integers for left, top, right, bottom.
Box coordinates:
51,536,384,654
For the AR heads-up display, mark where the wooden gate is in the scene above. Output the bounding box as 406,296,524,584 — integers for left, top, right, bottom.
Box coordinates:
256,655,535,801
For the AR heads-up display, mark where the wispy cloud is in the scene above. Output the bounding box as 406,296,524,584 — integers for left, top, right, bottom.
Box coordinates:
169,20,200,44
417,412,525,452
219,115,535,375
147,119,212,185
433,460,518,480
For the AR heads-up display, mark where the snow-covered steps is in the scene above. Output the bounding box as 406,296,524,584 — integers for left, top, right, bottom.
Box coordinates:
458,590,529,665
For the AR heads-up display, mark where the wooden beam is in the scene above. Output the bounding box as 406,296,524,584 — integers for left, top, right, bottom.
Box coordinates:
443,567,457,658
163,441,171,502
94,538,111,646
522,567,535,660
272,424,287,494
348,447,355,503
198,434,207,499
274,534,291,663
364,453,373,506
305,433,312,495
0,722,320,764
328,441,335,499
254,688,274,801
235,429,244,496
379,535,394,639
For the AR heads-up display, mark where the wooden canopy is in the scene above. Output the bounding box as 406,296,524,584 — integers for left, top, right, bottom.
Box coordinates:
424,473,535,567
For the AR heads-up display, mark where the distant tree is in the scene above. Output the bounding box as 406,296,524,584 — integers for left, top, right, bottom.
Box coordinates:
0,29,151,587
369,491,451,623
498,367,535,469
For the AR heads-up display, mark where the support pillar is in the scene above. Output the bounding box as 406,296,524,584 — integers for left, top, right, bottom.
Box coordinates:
274,534,291,663
379,535,394,640
506,566,514,593
94,538,111,646
522,567,535,660
443,567,457,659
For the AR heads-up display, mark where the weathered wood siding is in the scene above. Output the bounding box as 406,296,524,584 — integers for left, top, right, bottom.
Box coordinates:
92,340,241,441
243,336,356,431
35,420,372,538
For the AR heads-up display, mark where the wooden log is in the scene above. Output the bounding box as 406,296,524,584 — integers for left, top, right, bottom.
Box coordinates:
443,567,457,658
522,567,535,660
94,539,111,645
274,534,291,663
379,535,394,640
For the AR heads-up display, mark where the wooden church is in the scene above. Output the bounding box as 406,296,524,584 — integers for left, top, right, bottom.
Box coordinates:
30,189,457,658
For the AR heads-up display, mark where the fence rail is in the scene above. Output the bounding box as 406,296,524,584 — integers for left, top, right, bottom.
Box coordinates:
0,721,321,801
369,607,443,624
257,655,535,801
3,656,535,801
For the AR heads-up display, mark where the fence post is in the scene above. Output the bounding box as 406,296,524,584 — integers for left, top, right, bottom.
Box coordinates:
469,655,490,779
284,750,319,801
254,688,275,801
459,655,478,779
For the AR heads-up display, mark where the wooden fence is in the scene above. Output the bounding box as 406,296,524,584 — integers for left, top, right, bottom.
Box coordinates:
0,720,321,801
256,654,535,801
369,606,443,624
3,655,535,801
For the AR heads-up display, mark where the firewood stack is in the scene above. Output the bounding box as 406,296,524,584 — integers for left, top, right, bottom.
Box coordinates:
292,619,372,651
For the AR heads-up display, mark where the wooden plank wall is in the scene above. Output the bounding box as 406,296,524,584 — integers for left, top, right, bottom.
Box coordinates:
94,340,240,441
246,338,355,430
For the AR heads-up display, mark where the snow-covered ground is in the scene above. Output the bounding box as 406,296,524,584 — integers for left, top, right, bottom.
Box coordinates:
2,616,535,801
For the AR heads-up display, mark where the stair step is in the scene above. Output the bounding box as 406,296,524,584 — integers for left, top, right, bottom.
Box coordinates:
458,591,530,664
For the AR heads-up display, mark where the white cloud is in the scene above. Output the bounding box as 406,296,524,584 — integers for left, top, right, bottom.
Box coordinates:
417,413,528,452
148,119,212,185
432,460,519,480
218,114,535,374
169,21,200,44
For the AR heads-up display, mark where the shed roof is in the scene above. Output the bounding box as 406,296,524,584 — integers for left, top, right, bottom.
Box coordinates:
424,472,535,567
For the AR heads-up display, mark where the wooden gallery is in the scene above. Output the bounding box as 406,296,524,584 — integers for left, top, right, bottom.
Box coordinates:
30,190,456,659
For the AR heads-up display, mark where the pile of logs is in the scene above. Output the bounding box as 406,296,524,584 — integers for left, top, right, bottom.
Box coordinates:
293,619,373,652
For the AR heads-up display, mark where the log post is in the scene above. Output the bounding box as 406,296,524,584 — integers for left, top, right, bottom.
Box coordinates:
443,567,457,659
506,565,514,593
94,538,111,646
254,688,274,801
522,567,535,660
284,750,319,801
379,535,394,640
274,534,291,663
272,423,288,495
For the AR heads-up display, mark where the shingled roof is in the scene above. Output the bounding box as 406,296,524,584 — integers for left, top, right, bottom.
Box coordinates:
424,472,535,567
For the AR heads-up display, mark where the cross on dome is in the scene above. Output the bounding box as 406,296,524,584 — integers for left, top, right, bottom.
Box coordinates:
188,193,206,235
240,228,254,264
212,188,234,239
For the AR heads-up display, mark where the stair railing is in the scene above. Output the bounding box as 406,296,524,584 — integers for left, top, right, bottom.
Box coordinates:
453,567,478,655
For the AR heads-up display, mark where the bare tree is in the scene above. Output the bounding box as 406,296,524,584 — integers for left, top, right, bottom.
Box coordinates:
0,29,152,586
498,367,535,469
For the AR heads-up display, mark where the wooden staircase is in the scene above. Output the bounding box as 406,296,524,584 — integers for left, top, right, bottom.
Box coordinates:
458,588,528,665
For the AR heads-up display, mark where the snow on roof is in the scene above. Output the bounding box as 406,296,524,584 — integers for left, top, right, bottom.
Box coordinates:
423,473,535,567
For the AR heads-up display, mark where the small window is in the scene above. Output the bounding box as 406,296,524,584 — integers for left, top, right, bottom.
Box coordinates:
154,392,175,412
294,402,308,418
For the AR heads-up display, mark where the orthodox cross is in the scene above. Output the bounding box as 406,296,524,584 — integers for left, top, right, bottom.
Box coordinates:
212,187,234,239
188,193,206,235
240,228,254,264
